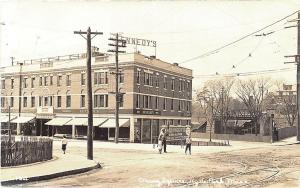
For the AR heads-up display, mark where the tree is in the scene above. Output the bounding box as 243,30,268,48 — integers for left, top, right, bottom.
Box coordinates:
235,77,272,134
196,77,235,133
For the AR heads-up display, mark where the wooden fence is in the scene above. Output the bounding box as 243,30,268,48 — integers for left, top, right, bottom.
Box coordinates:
1,136,53,167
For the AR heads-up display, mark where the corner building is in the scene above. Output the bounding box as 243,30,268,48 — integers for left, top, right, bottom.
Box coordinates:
0,52,193,143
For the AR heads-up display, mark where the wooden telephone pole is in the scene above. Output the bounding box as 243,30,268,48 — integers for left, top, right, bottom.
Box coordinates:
284,12,300,141
74,27,103,160
108,33,126,144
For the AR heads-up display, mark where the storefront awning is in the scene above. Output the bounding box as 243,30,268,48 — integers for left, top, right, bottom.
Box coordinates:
0,116,17,123
45,118,72,126
11,116,35,124
100,118,130,128
64,118,108,126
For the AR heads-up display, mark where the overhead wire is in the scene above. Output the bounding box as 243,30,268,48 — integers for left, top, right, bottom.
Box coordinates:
179,10,299,65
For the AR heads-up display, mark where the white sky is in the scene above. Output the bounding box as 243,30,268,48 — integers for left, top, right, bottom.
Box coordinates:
1,0,300,89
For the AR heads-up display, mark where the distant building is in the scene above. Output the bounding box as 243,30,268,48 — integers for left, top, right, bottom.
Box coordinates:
0,52,193,143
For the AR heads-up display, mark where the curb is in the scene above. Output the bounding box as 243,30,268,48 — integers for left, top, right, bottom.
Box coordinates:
1,162,101,186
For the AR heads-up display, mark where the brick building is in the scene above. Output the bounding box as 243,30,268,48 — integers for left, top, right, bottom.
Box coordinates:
0,52,193,143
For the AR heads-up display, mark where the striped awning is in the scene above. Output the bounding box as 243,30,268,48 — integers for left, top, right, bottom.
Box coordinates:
0,116,17,123
11,116,35,124
100,118,130,128
65,118,107,126
45,118,72,126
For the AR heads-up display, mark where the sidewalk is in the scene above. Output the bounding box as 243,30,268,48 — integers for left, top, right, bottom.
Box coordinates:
0,153,100,186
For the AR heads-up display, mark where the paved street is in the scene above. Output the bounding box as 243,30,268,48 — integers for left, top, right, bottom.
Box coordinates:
16,138,300,188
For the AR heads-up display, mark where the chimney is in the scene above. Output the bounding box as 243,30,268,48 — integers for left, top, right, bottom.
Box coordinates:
173,63,179,66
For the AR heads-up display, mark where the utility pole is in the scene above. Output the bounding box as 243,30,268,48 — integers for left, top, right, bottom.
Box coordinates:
284,12,300,141
221,87,224,134
108,33,126,144
74,27,103,160
10,57,15,66
210,98,213,142
17,62,23,135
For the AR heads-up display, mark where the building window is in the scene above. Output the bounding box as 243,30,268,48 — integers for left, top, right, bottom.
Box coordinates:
10,97,14,107
155,97,159,109
39,96,42,107
57,76,62,86
44,96,48,106
31,77,35,88
39,77,43,86
178,120,181,125
136,94,140,108
1,79,5,89
66,95,71,108
178,100,181,111
57,96,61,108
50,76,53,85
187,101,190,112
155,76,159,88
1,97,5,107
94,94,108,108
179,80,185,91
171,99,174,110
186,81,190,90
171,79,175,91
144,95,149,109
31,96,35,107
144,73,153,86
49,96,53,106
163,76,167,89
23,97,27,107
81,73,86,85
94,72,108,85
163,98,167,110
137,70,141,84
80,95,85,108
23,78,28,88
11,79,14,89
66,75,71,86
44,76,48,86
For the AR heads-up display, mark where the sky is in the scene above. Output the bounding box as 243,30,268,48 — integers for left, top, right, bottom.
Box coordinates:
1,0,300,90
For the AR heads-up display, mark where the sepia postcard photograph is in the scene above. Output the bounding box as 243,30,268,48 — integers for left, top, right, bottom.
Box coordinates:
0,0,300,187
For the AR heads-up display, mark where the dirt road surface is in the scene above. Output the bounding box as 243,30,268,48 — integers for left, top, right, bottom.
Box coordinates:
23,141,300,188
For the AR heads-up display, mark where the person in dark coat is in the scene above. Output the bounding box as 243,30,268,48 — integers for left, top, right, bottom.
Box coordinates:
62,135,68,154
160,128,167,153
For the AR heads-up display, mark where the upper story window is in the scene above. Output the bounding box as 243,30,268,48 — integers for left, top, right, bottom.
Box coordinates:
171,79,175,91
23,97,27,107
137,70,141,84
23,78,28,88
163,98,167,110
119,94,124,108
155,74,159,88
31,77,35,88
50,76,53,85
1,97,5,107
81,73,86,85
11,79,14,89
66,75,71,86
66,94,71,108
31,96,35,107
94,72,108,85
39,77,43,86
136,94,140,108
155,97,159,109
80,95,85,108
57,75,62,86
171,99,174,110
144,73,153,86
44,76,48,86
1,79,5,89
163,76,167,89
57,96,62,108
94,94,108,108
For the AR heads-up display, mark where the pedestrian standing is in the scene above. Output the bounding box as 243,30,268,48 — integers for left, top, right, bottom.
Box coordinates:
185,136,192,155
62,135,68,154
162,128,167,153
158,132,163,154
